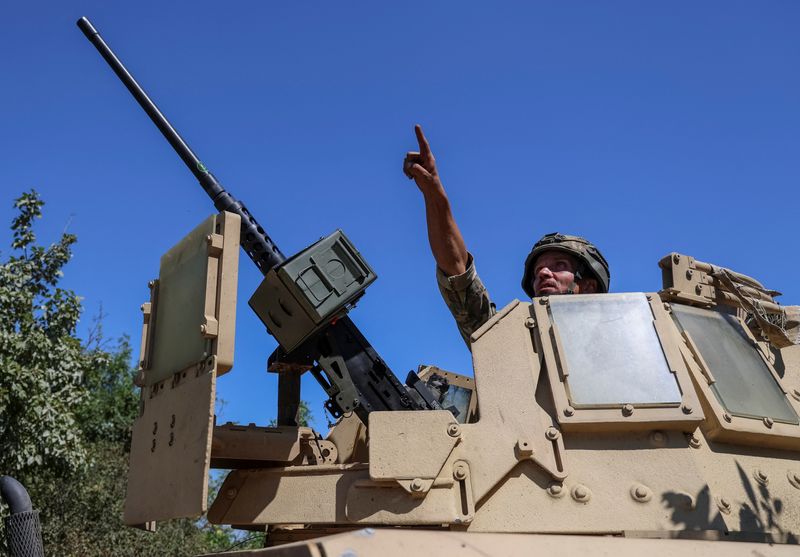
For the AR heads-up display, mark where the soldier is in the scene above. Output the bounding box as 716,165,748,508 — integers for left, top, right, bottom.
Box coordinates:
403,125,611,345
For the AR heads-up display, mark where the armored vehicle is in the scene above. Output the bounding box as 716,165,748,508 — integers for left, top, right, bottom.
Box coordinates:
58,17,800,557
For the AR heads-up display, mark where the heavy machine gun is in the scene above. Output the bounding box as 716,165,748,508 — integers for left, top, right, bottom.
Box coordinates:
76,17,440,425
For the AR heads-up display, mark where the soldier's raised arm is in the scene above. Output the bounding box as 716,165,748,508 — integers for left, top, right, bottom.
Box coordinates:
403,125,495,346
403,125,469,276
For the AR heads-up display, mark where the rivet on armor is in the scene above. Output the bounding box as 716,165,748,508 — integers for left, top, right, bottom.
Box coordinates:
681,404,693,415
545,427,560,441
524,317,536,329
763,417,774,429
717,497,731,514
686,269,693,279
723,413,732,423
563,406,575,417
410,478,424,492
630,484,652,503
547,482,565,498
695,284,703,295
226,488,238,499
622,404,634,417
688,434,702,449
453,465,467,481
571,484,591,503
447,423,461,437
754,469,769,486
673,254,681,264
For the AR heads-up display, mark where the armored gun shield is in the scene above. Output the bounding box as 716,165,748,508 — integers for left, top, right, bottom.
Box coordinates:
123,211,240,527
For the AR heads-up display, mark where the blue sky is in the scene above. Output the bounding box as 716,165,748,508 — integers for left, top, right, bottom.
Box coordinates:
2,2,799,431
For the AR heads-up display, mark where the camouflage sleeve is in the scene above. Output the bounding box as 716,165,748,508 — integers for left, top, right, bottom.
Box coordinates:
437,253,497,348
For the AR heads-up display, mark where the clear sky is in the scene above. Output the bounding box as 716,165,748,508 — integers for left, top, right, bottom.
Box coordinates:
2,1,799,431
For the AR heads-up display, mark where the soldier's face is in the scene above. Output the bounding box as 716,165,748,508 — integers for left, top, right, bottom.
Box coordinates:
532,251,596,296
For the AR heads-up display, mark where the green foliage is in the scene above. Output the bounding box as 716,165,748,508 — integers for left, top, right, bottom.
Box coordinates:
0,190,86,479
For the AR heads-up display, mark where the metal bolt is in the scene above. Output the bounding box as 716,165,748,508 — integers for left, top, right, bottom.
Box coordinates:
763,417,774,429
563,406,575,417
524,317,536,329
630,484,652,503
681,403,693,415
539,297,549,305
547,482,565,498
447,424,461,437
717,497,731,514
571,484,591,502
410,478,424,492
622,404,634,417
226,487,238,499
673,254,680,264
686,269,693,279
148,280,155,288
688,434,702,449
723,413,732,423
453,466,467,481
754,469,769,485
695,284,703,295
545,427,560,441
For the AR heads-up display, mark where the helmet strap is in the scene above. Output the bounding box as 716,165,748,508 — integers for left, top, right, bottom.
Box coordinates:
566,262,586,294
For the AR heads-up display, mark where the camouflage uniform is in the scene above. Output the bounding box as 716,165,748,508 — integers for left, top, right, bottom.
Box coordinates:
437,253,496,347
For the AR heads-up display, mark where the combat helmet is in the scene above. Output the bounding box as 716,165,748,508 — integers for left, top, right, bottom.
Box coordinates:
521,232,610,297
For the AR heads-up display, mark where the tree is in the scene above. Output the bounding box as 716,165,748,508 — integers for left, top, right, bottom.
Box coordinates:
0,190,87,481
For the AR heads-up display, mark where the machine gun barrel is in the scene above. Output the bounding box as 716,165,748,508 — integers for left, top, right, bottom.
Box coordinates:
77,17,436,421
77,16,285,275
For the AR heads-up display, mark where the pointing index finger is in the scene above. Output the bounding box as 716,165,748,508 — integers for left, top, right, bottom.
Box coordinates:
415,124,431,156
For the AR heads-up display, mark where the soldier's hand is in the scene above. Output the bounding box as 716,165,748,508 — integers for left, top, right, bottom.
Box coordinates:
404,125,443,196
